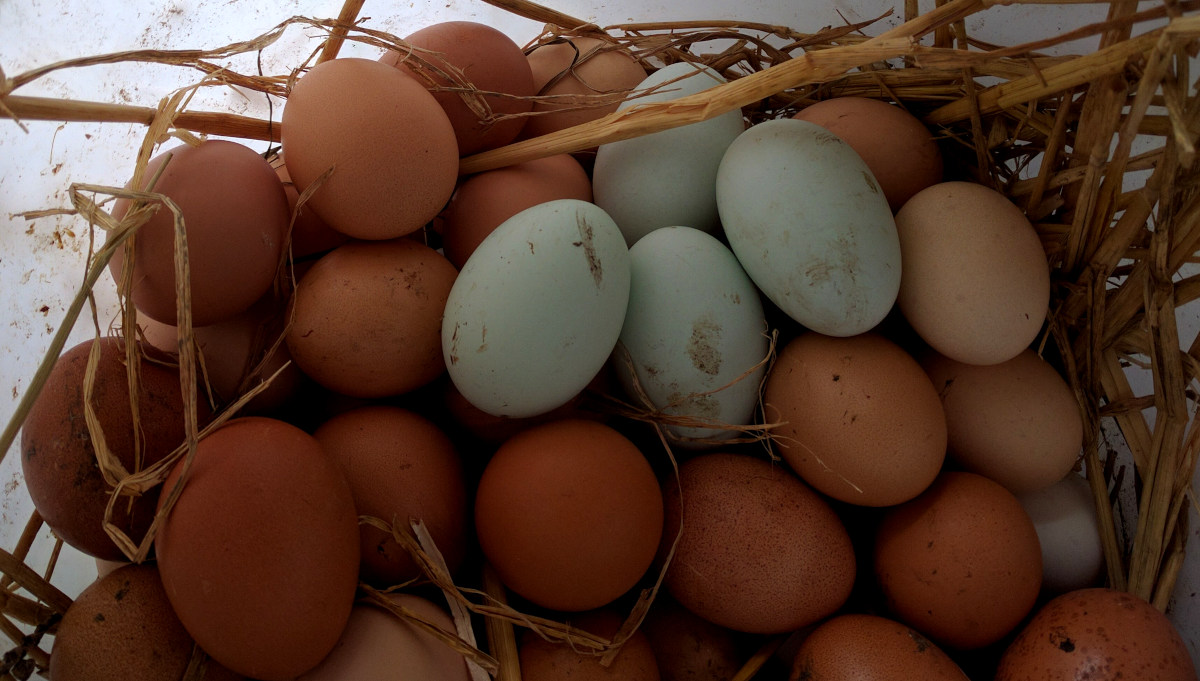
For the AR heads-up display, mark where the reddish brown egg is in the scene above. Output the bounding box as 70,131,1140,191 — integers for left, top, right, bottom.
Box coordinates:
382,21,535,156
662,453,855,634
520,609,661,681
313,405,468,585
272,156,350,259
789,614,969,681
763,332,947,507
522,37,648,139
109,139,289,325
642,596,743,681
282,57,459,240
285,239,457,398
995,588,1197,681
441,154,593,268
474,419,663,611
155,417,360,680
20,336,203,561
874,471,1043,650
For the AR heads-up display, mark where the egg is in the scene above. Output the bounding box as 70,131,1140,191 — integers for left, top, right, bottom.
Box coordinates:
763,332,946,506
382,21,534,155
642,596,743,681
923,348,1083,494
519,609,661,681
286,238,457,399
662,452,856,634
793,96,943,211
20,336,204,560
790,614,970,681
473,419,662,611
272,155,349,259
895,181,1050,365
109,139,289,326
313,405,468,585
281,57,458,240
443,199,630,418
593,63,745,245
441,154,592,269
1018,473,1106,594
874,471,1043,650
155,417,360,680
615,226,768,448
522,37,648,140
996,588,1197,680
716,119,901,337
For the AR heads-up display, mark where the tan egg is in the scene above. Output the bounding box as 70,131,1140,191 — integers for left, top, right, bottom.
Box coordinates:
790,614,969,681
793,97,943,211
662,453,855,634
281,57,458,240
764,332,947,507
642,596,743,681
441,154,592,268
874,471,1043,650
382,21,534,156
923,348,1083,494
313,405,468,585
285,239,457,398
522,37,648,139
272,156,349,259
895,181,1050,366
520,609,661,681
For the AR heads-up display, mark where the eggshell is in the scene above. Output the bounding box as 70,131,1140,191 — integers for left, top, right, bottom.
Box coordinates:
874,471,1043,650
615,226,768,448
593,63,745,245
790,614,970,681
716,118,901,337
50,564,242,681
281,57,458,240
995,588,1197,680
108,139,288,325
20,336,203,560
642,596,743,681
1017,473,1106,594
441,154,592,269
297,594,471,681
155,417,360,680
522,37,648,139
286,238,457,398
923,348,1083,494
519,609,661,681
662,452,856,634
272,156,349,259
382,21,534,155
313,405,468,585
474,419,663,611
443,199,630,418
793,96,943,211
895,181,1050,365
763,332,946,506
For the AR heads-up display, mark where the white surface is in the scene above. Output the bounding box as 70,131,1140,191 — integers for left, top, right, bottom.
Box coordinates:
0,0,1195,674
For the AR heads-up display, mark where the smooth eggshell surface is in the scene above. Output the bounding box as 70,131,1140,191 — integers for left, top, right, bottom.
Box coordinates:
1018,473,1106,594
790,614,970,681
520,609,661,681
522,37,648,139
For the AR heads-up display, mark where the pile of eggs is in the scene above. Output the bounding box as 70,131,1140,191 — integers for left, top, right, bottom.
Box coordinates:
19,19,1197,681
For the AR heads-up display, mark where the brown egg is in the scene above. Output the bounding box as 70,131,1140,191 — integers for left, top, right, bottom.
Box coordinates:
281,57,459,240
874,471,1043,650
793,97,943,211
642,596,743,681
923,348,1083,494
52,564,244,681
520,609,661,681
382,21,534,156
441,154,592,268
285,239,457,398
155,417,360,680
662,453,855,634
20,336,204,560
763,333,947,507
895,181,1050,366
272,156,350,259
474,419,663,611
442,377,591,444
313,405,468,585
297,593,471,681
790,614,969,681
522,37,648,140
995,588,1197,681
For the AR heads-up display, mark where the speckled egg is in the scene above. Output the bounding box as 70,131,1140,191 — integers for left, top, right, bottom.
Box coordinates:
790,613,969,681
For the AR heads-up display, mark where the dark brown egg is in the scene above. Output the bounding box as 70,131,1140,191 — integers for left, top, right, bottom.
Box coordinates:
790,613,969,681
109,139,289,326
155,417,360,680
522,37,647,139
520,609,661,681
20,336,204,560
642,596,743,681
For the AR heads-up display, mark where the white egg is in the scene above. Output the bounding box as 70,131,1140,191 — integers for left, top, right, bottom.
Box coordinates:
716,118,901,337
593,63,745,246
1018,472,1106,594
615,226,768,448
442,199,630,418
